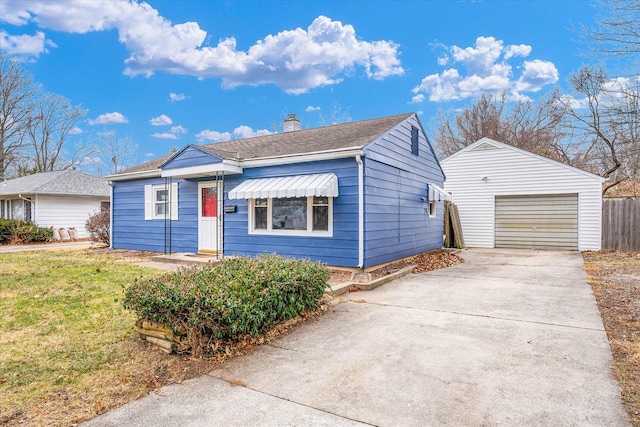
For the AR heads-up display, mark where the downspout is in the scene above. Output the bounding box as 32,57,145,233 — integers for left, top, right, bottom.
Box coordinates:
355,155,364,268
108,182,113,249
17,194,32,222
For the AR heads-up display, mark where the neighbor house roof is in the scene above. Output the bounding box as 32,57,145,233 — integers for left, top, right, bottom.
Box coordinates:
0,170,110,197
115,113,414,177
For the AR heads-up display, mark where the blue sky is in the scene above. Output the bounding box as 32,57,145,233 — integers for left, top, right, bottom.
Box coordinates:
0,0,600,173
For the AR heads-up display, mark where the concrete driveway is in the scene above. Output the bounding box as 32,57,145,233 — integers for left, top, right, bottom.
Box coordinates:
82,248,629,426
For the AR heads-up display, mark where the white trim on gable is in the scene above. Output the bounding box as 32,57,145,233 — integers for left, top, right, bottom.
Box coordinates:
160,161,243,178
441,137,605,182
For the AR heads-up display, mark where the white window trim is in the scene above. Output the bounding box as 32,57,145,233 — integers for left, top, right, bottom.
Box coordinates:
428,200,437,218
152,185,169,220
248,196,333,237
144,183,178,221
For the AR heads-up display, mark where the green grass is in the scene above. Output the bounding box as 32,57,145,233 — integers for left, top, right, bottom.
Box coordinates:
0,250,161,423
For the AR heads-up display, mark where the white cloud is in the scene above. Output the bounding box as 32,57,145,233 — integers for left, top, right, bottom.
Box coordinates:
68,126,83,135
305,105,321,112
169,92,186,102
504,44,532,59
89,112,128,125
144,152,154,157
515,59,559,92
437,55,449,66
196,125,272,143
149,114,172,126
1,2,403,93
196,129,231,143
412,36,558,102
151,132,177,140
170,125,187,135
0,30,56,59
151,124,188,139
410,94,425,104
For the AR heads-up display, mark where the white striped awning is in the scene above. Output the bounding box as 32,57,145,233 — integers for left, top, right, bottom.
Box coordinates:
428,183,451,201
228,173,339,200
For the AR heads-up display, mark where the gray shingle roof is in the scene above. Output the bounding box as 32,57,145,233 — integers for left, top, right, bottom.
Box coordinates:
116,113,413,175
0,170,110,197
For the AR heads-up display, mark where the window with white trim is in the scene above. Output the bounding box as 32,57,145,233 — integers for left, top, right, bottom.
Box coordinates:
428,200,437,218
153,186,169,219
144,183,178,220
249,196,333,236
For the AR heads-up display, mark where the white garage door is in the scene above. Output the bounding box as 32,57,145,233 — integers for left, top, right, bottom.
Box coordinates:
495,194,578,250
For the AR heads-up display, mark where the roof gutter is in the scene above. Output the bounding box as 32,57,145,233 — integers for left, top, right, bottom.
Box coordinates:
242,147,364,168
106,169,161,182
106,147,365,181
356,155,364,269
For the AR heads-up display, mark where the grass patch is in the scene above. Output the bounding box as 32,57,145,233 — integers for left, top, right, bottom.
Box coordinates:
583,251,640,426
0,249,333,426
0,250,163,426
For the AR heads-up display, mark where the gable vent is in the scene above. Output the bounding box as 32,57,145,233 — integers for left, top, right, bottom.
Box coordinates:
471,142,500,151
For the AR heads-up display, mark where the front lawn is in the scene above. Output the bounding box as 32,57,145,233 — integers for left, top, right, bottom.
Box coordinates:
0,250,213,426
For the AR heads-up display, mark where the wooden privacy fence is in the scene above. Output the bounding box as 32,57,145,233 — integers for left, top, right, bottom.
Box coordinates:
602,198,640,252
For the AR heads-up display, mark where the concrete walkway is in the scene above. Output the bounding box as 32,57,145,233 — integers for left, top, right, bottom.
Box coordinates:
0,241,102,253
82,248,629,426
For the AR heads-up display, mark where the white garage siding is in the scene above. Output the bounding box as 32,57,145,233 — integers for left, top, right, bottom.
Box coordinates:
35,195,108,238
441,138,604,251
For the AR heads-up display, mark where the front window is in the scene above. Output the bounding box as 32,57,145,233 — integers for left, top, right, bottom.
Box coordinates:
154,187,169,219
273,197,307,230
254,198,268,230
250,196,332,236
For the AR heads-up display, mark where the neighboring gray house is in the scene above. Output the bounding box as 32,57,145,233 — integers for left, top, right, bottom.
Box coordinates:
0,170,110,238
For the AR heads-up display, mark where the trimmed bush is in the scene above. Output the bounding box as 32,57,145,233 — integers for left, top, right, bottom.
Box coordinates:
86,210,110,245
0,219,52,244
123,254,329,355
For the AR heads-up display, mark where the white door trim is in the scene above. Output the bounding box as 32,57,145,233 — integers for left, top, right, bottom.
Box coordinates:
198,181,223,253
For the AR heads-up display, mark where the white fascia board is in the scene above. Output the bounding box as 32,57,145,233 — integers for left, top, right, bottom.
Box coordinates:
242,147,364,168
106,170,161,182
442,137,605,182
160,161,243,178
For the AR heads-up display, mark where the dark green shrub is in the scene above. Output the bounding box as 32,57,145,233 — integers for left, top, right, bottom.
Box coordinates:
0,219,19,244
123,254,329,355
16,224,53,242
0,219,52,244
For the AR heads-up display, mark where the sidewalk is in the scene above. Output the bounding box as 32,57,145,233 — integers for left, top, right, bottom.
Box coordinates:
0,241,104,253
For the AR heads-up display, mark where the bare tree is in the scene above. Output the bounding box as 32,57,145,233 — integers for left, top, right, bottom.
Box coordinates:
24,92,87,172
435,92,567,162
94,131,138,176
0,55,36,178
553,66,639,194
580,0,640,62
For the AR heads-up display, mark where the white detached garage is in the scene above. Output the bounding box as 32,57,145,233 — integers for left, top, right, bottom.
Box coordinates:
441,138,605,251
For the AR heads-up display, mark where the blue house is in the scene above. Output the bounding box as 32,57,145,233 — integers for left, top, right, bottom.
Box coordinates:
108,112,449,268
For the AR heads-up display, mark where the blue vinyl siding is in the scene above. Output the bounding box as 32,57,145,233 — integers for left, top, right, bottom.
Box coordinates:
111,114,446,268
362,115,445,267
162,145,223,170
112,177,198,253
223,158,359,267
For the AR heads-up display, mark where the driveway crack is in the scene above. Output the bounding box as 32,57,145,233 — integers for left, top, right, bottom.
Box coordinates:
345,300,606,332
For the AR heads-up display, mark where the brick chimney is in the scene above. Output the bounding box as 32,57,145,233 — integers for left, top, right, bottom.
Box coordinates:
283,113,301,132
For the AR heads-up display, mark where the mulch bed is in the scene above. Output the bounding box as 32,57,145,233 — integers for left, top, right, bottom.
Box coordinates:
583,250,640,426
